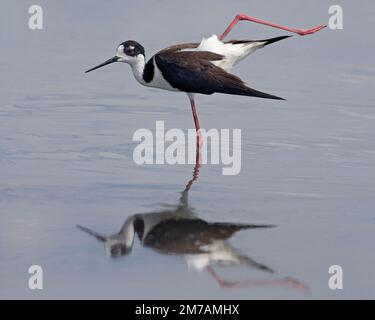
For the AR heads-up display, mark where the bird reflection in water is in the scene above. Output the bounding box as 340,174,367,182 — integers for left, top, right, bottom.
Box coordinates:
77,145,308,291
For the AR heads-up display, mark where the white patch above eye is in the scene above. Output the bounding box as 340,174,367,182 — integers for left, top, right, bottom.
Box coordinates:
128,45,135,50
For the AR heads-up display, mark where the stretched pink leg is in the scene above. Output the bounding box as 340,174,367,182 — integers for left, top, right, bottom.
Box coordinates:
206,266,310,291
219,13,326,40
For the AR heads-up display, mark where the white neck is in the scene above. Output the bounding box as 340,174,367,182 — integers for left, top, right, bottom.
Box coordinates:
128,55,146,86
119,216,136,248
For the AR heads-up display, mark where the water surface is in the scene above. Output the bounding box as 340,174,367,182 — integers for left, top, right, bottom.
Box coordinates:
0,0,374,299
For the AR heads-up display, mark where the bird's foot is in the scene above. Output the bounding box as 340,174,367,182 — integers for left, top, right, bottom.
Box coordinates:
295,24,327,36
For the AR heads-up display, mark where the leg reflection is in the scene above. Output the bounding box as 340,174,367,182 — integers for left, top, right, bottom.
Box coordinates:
77,134,308,291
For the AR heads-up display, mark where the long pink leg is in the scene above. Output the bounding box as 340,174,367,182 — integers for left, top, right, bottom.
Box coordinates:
179,150,201,206
189,96,203,164
181,152,201,206
206,266,310,291
219,13,326,40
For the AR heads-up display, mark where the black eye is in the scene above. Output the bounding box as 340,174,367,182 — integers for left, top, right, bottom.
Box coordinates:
125,47,135,55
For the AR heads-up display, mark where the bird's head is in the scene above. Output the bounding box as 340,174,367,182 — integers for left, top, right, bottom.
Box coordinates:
76,215,138,258
85,40,145,73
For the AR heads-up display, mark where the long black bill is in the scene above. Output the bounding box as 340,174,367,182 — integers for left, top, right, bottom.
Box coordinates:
85,56,119,73
76,225,107,242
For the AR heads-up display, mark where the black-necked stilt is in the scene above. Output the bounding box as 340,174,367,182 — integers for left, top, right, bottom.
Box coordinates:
77,161,273,263
76,168,277,288
77,159,308,290
85,14,325,144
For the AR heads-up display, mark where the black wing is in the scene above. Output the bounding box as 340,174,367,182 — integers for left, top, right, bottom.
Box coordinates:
154,51,284,100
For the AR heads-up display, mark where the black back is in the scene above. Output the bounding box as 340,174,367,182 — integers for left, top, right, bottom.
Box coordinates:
154,51,284,100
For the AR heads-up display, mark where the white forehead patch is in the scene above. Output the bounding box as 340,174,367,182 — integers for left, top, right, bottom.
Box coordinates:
129,45,135,50
116,45,124,55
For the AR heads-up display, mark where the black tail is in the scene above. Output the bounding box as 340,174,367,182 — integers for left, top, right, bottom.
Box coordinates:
226,35,291,46
260,35,292,46
220,85,285,100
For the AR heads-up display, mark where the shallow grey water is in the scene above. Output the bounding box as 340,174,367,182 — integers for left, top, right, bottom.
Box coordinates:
1,0,375,299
